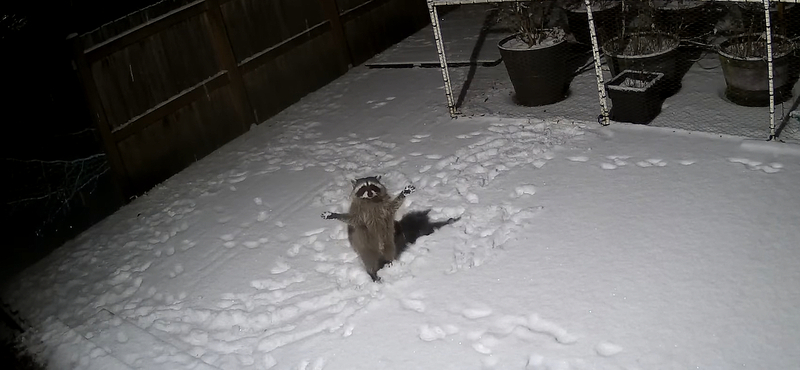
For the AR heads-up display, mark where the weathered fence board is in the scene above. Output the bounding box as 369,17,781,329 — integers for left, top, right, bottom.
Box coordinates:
117,83,243,190
91,13,220,131
342,0,431,64
73,0,429,195
221,0,327,63
243,30,346,122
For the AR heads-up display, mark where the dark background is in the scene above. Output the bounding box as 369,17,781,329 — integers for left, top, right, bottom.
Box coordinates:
1,1,165,283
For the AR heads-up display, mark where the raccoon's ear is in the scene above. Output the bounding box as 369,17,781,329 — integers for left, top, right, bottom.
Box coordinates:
376,175,382,181
351,179,357,188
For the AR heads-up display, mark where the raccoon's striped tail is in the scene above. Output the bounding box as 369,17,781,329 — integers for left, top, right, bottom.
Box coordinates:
394,209,460,257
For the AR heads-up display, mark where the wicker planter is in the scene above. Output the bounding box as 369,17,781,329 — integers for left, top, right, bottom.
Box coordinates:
606,70,666,124
498,33,573,106
653,0,717,40
737,3,800,38
565,1,622,46
718,34,797,107
603,32,681,98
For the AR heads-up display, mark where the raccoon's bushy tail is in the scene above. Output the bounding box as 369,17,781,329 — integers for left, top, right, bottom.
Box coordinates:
394,209,460,257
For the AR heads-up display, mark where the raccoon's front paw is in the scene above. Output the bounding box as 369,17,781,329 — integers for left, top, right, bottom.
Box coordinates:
402,184,416,196
321,211,334,220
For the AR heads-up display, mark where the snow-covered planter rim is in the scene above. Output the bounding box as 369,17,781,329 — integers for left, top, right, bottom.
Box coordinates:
602,32,680,59
498,29,567,51
653,0,707,11
606,70,664,92
736,2,796,12
717,34,796,61
563,0,620,13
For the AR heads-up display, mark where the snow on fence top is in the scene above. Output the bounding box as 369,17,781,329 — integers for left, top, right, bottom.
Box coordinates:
81,0,200,50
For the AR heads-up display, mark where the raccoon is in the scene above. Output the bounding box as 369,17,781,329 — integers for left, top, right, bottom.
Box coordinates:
321,176,460,281
321,176,414,281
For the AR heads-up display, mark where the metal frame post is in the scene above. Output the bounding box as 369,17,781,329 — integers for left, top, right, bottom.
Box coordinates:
584,0,611,125
763,0,777,140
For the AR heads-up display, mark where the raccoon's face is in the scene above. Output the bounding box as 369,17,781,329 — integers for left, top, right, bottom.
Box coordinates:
351,176,386,200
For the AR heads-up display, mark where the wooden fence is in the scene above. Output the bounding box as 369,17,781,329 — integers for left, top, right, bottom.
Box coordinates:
71,0,429,195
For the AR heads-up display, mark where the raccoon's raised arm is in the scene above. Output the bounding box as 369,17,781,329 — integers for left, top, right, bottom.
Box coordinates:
321,211,352,223
396,184,415,200
389,184,416,212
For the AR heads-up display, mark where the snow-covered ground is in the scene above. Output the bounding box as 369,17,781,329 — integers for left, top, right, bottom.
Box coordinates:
4,64,800,370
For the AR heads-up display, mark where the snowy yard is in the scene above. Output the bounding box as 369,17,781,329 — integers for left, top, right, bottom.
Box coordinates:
4,66,800,370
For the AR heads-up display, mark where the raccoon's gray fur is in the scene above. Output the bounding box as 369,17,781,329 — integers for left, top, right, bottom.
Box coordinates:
321,176,415,281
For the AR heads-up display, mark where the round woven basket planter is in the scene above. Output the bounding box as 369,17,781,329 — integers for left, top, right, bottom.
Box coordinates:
498,34,573,106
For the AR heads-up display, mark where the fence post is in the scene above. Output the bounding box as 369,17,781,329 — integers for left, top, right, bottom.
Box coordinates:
68,33,131,199
321,0,353,72
205,0,257,129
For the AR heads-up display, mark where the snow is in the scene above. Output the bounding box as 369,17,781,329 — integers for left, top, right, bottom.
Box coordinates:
5,58,800,370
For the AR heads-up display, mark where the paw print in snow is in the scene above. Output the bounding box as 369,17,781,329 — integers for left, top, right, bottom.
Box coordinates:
402,185,416,196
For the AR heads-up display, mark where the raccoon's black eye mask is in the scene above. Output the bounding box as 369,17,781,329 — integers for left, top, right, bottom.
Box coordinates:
355,184,382,199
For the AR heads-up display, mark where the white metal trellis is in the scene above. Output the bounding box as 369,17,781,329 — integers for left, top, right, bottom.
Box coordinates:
582,0,609,125
763,0,777,139
426,0,800,140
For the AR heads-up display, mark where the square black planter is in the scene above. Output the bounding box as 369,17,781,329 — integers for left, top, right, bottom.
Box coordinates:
606,70,666,124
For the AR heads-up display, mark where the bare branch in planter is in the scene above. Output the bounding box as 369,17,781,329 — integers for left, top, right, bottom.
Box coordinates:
496,1,564,47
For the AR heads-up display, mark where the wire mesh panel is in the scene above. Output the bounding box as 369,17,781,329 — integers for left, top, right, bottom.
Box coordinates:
430,1,609,122
619,0,800,141
426,0,800,142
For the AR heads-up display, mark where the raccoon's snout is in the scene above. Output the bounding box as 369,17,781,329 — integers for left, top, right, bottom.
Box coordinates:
356,184,381,199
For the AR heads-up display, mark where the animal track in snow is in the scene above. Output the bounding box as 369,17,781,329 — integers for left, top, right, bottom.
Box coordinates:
489,315,528,336
419,324,447,341
566,156,589,162
250,274,305,290
525,354,573,370
532,159,548,168
728,158,782,173
401,298,426,313
368,100,387,109
472,341,492,354
310,357,326,370
636,158,667,167
168,264,184,278
595,341,623,357
525,314,577,344
462,307,493,320
410,134,430,143
271,260,291,274
287,243,302,257
242,240,260,249
600,162,617,170
456,131,482,139
513,185,537,197
447,204,542,272
263,354,278,369
678,159,696,165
